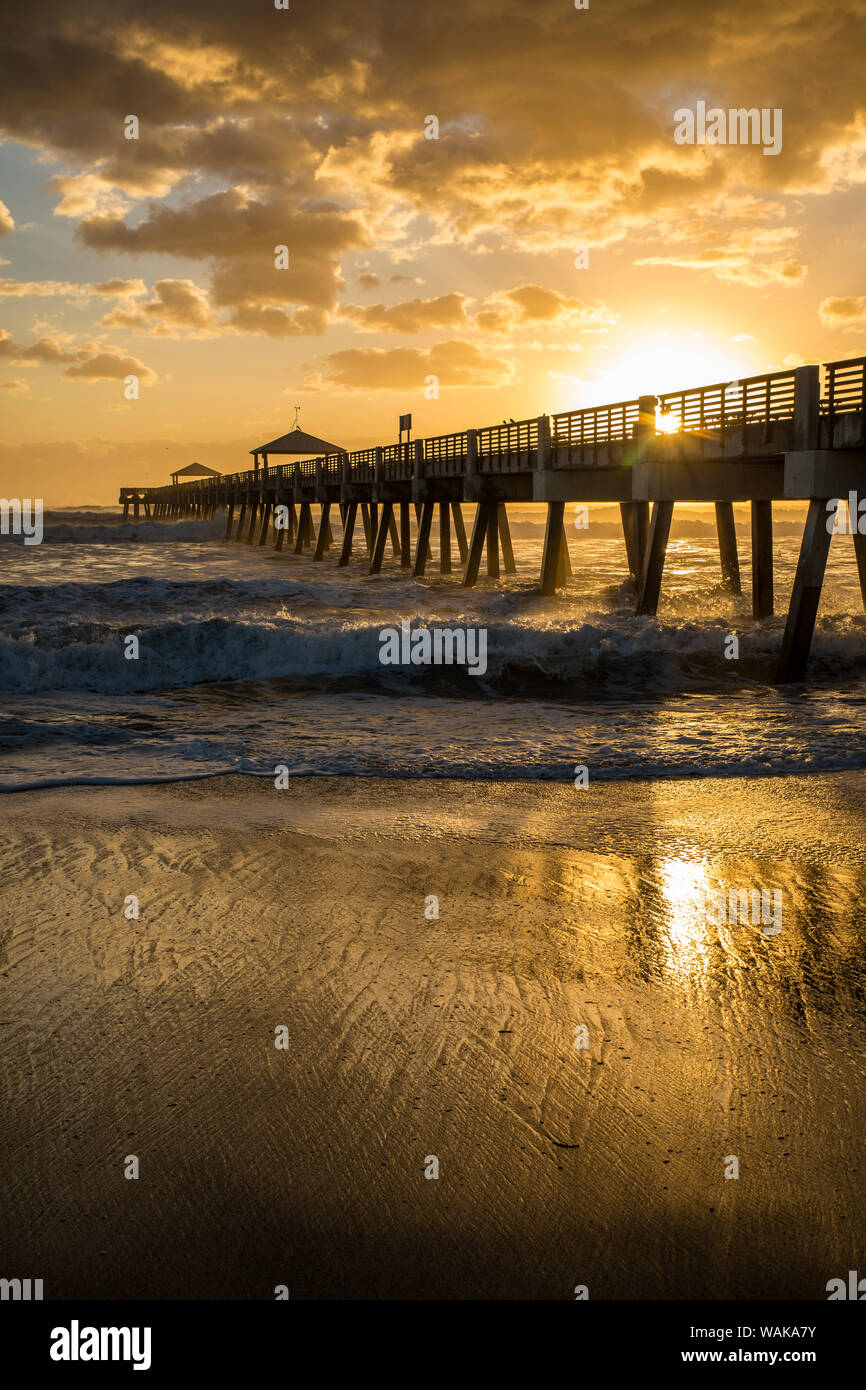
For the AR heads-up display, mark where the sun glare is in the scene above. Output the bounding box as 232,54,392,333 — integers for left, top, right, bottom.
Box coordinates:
570,333,748,412
655,408,682,433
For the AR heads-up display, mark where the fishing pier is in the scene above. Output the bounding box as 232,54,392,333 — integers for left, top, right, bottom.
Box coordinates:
120,355,866,682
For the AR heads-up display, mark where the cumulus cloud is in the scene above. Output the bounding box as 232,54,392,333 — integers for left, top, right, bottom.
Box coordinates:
483,285,615,333
0,198,14,235
1,0,863,367
2,2,858,264
76,188,369,328
101,278,215,335
0,329,155,382
340,293,469,333
62,351,155,383
819,296,866,329
305,338,515,391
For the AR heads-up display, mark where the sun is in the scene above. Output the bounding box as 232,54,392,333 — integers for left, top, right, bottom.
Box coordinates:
570,330,750,412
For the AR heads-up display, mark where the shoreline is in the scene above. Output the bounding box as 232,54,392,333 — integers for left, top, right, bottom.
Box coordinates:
5,758,866,799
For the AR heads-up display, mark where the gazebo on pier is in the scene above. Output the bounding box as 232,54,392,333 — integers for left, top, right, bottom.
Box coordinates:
170,462,222,483
250,425,346,474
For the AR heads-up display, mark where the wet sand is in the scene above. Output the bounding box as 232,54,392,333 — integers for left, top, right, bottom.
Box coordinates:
1,772,865,1300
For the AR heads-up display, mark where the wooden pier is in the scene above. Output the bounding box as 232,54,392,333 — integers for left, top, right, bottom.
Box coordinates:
120,356,866,682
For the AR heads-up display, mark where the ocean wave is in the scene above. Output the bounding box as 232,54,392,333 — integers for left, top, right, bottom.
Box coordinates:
0,518,226,545
3,740,866,794
1,610,864,696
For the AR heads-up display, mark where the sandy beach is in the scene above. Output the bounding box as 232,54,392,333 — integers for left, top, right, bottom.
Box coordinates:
2,771,865,1300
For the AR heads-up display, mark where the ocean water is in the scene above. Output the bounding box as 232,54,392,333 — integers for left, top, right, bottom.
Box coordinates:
1,504,865,790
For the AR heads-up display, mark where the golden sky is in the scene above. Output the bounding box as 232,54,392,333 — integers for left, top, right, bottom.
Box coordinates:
1,0,865,502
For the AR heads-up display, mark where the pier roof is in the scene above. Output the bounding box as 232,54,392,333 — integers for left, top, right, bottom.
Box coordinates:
251,426,346,456
170,462,222,480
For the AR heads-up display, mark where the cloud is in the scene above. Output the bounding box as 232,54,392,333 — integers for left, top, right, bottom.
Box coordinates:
0,276,146,299
0,329,155,382
61,351,156,383
0,377,28,393
227,304,328,337
79,190,366,296
306,338,515,391
101,278,215,335
4,1,859,261
340,292,468,333
819,295,866,329
0,199,13,235
1,0,864,369
634,248,806,288
90,278,148,298
0,278,89,298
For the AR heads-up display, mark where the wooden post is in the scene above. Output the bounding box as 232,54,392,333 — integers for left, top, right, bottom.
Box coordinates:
314,502,331,560
462,502,489,588
414,502,433,560
258,500,272,545
751,500,773,617
715,501,741,594
388,510,401,557
635,501,649,576
338,502,357,566
486,504,500,578
620,502,638,581
133,497,140,521
246,498,259,543
360,503,372,554
498,504,516,573
294,502,311,554
540,501,565,595
556,523,572,585
635,501,674,615
235,498,247,540
793,365,821,450
439,502,451,574
413,502,435,576
452,503,468,562
775,497,832,683
850,499,866,611
400,502,411,568
274,503,287,551
369,501,393,573
122,499,130,522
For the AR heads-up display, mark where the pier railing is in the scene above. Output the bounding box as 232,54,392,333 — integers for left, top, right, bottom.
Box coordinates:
657,369,797,443
424,429,468,476
823,356,866,446
477,416,539,472
552,399,640,464
127,355,866,500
